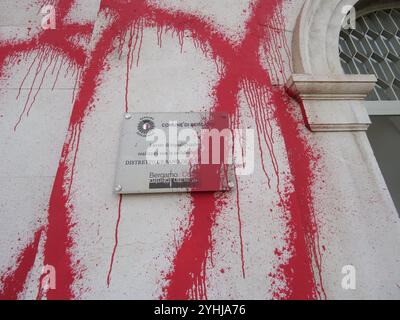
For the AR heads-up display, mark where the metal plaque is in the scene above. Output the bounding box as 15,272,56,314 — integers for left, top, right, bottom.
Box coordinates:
114,112,234,194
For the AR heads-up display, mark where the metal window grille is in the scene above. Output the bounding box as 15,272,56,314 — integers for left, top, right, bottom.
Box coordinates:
339,8,400,100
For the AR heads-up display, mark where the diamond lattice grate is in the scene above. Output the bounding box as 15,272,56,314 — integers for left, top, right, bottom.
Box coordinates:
339,8,400,100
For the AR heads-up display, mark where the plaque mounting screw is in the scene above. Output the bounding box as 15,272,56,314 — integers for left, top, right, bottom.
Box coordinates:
124,113,132,120
114,185,122,193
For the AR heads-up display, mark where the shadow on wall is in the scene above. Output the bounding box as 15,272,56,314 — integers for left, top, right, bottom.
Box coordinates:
367,115,400,216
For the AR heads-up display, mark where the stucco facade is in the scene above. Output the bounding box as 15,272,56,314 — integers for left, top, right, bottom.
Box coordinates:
0,0,399,300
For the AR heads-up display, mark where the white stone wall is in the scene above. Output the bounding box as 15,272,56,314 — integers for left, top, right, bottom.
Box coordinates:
0,0,399,300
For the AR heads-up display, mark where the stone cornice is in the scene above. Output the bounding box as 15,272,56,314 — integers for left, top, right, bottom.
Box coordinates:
287,74,377,100
286,74,377,132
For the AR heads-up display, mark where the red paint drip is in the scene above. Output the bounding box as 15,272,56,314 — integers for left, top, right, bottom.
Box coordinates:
0,0,91,131
107,195,123,287
234,172,246,279
160,0,325,300
40,6,130,299
0,228,43,300
162,193,223,300
0,0,96,299
107,17,146,286
270,88,326,299
232,113,246,279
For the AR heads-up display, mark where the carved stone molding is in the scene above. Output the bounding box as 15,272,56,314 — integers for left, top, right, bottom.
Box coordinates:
287,74,377,132
289,0,380,132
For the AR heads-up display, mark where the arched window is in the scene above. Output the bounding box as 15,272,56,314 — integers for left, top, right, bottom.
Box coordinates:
339,8,400,101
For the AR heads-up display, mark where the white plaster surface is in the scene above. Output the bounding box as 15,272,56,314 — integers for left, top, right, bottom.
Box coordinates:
0,0,399,300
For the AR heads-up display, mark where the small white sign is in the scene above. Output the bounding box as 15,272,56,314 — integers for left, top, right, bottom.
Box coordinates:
114,112,234,194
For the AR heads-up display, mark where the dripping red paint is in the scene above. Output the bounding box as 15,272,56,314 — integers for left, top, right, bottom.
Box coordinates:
0,0,325,300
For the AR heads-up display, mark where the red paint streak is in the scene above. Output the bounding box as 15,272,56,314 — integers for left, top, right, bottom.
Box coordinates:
122,21,144,113
234,171,246,279
162,111,230,299
0,0,96,299
14,51,47,131
124,27,133,113
39,1,153,299
66,122,82,198
42,161,76,299
107,195,123,287
26,52,54,116
270,88,325,299
0,0,92,130
40,6,130,299
162,193,223,300
0,26,89,74
0,228,43,300
159,0,324,299
107,20,146,285
232,113,246,279
16,51,40,100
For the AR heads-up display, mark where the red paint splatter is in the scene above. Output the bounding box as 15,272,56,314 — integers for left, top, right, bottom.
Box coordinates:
234,168,246,279
106,195,123,287
162,193,225,300
0,228,43,300
0,0,96,299
159,0,325,299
